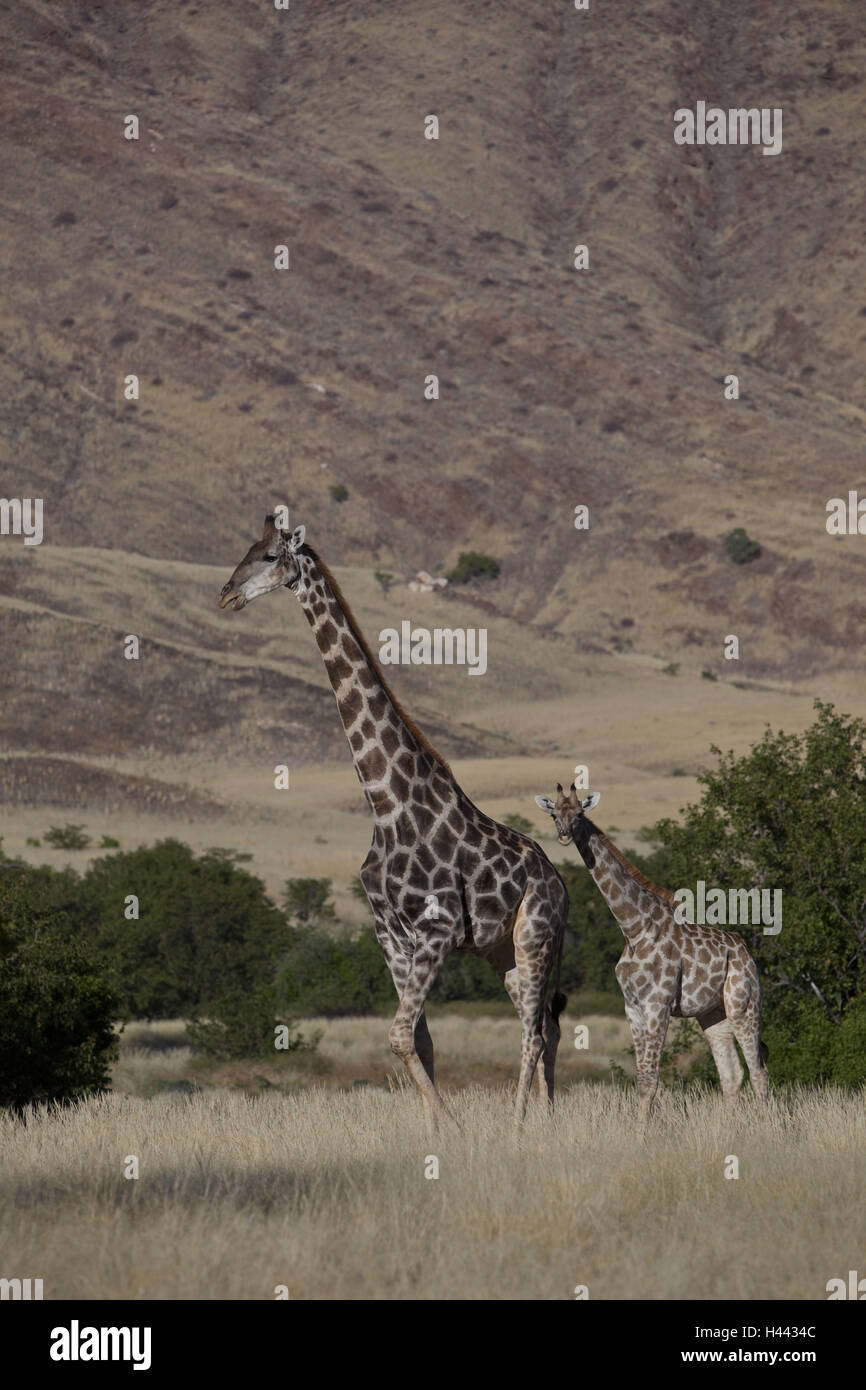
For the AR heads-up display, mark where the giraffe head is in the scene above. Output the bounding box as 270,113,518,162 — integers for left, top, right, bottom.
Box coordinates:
218,515,306,610
534,783,601,845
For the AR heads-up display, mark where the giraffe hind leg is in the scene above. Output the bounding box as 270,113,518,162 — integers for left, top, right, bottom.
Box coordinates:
727,1005,769,1106
724,964,769,1106
535,1001,562,1107
698,1010,744,1111
495,958,550,1110
510,893,561,1126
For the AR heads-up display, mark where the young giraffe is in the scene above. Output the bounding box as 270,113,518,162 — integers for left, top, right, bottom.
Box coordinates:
219,515,569,1131
534,781,768,1122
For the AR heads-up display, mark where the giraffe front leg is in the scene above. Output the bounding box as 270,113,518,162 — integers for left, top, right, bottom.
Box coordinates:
635,1006,671,1129
388,958,460,1137
389,1008,458,1136
622,996,647,1094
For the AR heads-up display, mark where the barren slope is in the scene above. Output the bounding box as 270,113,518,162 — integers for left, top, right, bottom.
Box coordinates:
1,1,864,894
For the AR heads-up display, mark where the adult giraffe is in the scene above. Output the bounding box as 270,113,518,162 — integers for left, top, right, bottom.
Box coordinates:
218,515,568,1130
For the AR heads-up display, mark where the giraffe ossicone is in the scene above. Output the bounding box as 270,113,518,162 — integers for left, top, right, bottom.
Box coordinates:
219,514,570,1132
535,779,769,1123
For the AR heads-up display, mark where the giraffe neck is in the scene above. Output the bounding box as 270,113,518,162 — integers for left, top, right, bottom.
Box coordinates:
571,818,669,940
291,549,456,820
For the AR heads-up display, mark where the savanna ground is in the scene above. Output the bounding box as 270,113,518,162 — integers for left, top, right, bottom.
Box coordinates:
2,1010,864,1300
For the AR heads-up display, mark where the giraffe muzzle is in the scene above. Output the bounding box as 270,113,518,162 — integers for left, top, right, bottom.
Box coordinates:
218,587,247,610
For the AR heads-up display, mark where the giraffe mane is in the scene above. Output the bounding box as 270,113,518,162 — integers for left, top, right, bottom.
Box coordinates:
593,827,678,909
306,546,453,775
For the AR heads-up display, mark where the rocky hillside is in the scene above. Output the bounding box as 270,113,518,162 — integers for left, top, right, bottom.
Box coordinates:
1,0,864,853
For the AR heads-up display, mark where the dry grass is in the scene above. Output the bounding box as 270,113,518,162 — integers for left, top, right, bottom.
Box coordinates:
2,1080,863,1300
112,1011,634,1095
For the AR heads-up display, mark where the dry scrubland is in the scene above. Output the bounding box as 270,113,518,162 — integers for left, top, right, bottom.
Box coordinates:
4,1021,865,1301
2,1082,864,1300
114,1011,633,1093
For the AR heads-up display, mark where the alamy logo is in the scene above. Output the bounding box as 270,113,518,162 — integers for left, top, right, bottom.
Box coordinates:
826,492,866,534
378,621,487,676
50,1321,152,1371
0,1277,43,1299
826,1270,866,1300
673,881,782,935
0,497,43,545
674,102,782,156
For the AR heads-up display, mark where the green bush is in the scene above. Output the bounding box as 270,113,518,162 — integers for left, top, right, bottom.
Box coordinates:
44,824,91,850
186,985,312,1061
503,812,534,836
724,527,761,565
651,701,866,1086
283,877,336,926
0,868,118,1110
74,840,293,1019
330,483,349,503
431,951,505,1003
446,551,500,584
277,926,394,1016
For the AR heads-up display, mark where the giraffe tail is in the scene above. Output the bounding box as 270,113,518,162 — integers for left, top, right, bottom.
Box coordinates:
550,929,567,1023
551,991,567,1023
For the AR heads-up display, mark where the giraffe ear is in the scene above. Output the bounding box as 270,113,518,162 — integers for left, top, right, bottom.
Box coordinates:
534,795,555,814
288,524,306,552
581,792,601,812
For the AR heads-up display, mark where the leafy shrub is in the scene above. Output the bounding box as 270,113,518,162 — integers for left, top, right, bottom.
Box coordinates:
0,868,118,1110
44,824,91,850
446,551,500,584
186,985,312,1061
283,877,336,926
724,527,761,564
503,812,534,836
74,840,293,1019
651,701,866,1086
431,951,505,1003
330,483,349,503
277,925,394,1016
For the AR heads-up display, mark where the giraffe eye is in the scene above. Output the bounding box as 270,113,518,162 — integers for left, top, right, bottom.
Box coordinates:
263,554,278,562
